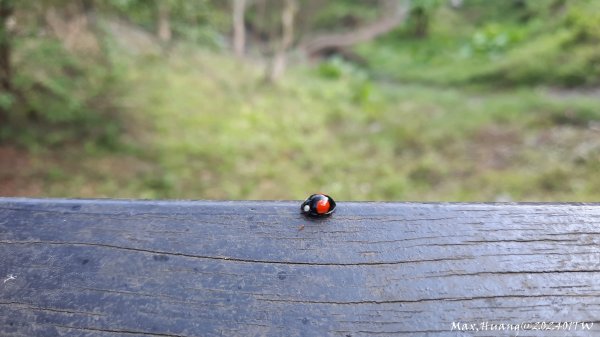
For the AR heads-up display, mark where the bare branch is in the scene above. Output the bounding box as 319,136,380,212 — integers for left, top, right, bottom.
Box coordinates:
232,0,247,58
301,0,411,57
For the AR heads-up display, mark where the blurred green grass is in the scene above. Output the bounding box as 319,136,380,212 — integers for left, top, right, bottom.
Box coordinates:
4,1,600,201
17,47,599,201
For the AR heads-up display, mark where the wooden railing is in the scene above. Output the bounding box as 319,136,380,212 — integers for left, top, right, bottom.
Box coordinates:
1,198,599,336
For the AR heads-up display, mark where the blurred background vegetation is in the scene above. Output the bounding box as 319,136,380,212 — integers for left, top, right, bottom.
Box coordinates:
0,0,599,201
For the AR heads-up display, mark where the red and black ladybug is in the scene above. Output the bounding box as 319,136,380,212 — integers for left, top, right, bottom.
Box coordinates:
301,194,336,217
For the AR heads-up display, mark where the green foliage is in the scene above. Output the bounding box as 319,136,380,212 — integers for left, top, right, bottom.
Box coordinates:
565,0,600,43
0,92,14,111
316,56,364,79
464,23,525,57
474,0,600,87
309,0,380,31
476,30,600,87
105,0,228,47
3,28,125,149
4,0,600,202
315,57,375,106
22,48,597,201
357,0,600,87
454,0,556,24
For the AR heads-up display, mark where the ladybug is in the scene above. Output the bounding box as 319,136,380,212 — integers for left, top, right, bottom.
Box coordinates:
301,194,336,217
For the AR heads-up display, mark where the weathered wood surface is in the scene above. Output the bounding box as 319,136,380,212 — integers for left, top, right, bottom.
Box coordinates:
1,198,599,337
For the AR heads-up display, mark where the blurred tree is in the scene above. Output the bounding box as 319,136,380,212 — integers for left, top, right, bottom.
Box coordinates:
406,0,442,38
411,6,427,38
0,0,13,123
266,0,297,82
232,0,246,58
157,0,172,43
0,0,127,147
244,0,280,56
241,0,411,80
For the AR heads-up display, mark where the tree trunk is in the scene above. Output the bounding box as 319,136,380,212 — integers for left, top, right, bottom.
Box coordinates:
232,0,246,58
157,1,171,43
0,0,13,122
301,0,410,57
266,0,297,82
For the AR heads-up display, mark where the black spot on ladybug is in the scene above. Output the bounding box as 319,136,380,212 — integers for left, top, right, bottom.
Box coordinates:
277,271,287,280
153,255,169,262
301,194,336,217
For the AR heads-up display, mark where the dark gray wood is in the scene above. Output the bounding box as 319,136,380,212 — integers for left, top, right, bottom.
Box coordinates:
1,198,599,337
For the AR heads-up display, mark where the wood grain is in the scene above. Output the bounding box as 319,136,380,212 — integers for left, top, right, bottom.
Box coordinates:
1,198,599,336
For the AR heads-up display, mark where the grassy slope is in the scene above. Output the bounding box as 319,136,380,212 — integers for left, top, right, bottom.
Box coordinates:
4,3,600,201
6,45,599,201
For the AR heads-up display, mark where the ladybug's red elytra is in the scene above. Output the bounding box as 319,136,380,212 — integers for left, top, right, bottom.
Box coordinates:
301,194,336,217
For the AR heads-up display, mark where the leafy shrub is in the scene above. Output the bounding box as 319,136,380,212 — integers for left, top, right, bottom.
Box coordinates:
565,1,600,43
466,24,525,57
316,56,374,105
3,33,125,149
